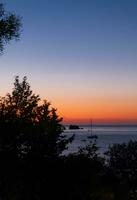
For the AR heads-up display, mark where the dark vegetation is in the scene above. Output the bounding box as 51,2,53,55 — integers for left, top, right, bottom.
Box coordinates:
0,77,137,200
0,3,21,54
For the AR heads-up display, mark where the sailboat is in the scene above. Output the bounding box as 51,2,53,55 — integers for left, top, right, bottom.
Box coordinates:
88,119,92,134
90,119,92,135
88,119,97,139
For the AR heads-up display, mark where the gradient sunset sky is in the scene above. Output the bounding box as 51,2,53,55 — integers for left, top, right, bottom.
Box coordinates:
0,0,137,124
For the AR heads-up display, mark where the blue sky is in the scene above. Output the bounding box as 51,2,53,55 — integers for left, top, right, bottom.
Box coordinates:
0,0,137,123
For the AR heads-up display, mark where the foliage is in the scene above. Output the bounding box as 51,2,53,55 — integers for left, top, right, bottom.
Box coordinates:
106,141,137,199
106,140,137,176
2,77,137,199
0,76,73,159
77,135,99,159
0,3,21,53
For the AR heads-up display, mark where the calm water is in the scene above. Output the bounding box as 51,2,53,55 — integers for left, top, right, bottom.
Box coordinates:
63,125,137,155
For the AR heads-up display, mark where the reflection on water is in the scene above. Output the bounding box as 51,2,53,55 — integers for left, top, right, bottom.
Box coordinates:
63,125,137,154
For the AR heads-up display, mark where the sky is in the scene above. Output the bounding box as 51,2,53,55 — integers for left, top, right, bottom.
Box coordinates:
0,0,137,124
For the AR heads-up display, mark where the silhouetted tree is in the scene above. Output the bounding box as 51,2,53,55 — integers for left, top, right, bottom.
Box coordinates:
77,135,99,159
0,76,73,159
106,141,137,177
106,141,137,199
0,3,21,54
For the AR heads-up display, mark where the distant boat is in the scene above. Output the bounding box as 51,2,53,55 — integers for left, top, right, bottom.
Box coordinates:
90,119,92,135
88,119,93,134
88,119,98,139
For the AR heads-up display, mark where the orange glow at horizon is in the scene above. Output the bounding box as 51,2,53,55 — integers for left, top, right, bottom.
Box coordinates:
49,96,137,124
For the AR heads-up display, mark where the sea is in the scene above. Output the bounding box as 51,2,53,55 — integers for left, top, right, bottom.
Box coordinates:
63,125,137,155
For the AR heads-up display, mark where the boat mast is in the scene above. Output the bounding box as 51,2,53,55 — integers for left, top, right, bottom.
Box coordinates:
90,119,92,135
